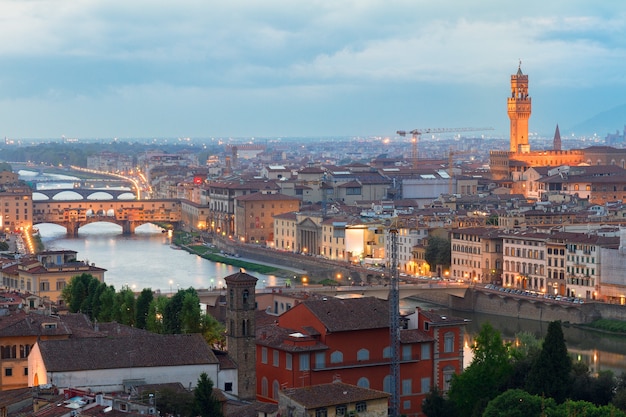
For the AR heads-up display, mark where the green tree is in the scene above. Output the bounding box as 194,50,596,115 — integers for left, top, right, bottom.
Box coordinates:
180,291,201,334
114,286,136,326
163,287,198,334
526,321,572,403
62,273,100,314
425,236,451,274
135,288,153,329
422,386,458,417
97,285,117,322
571,363,616,406
146,296,169,334
448,323,513,417
163,289,184,334
506,331,542,390
201,313,226,350
193,372,223,417
556,400,626,417
483,389,557,417
157,387,194,417
0,241,9,251
613,372,626,411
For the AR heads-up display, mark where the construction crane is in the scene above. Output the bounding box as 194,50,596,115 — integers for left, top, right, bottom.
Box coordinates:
396,127,493,170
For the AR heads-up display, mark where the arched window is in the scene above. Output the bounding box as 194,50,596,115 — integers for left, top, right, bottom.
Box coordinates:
243,289,249,308
357,349,369,361
330,351,343,363
443,366,455,391
357,377,370,388
383,375,393,393
272,380,280,400
383,346,392,358
261,377,268,397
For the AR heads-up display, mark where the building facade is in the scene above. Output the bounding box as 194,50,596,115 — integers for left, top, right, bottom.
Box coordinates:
450,227,503,284
256,297,467,416
234,193,300,245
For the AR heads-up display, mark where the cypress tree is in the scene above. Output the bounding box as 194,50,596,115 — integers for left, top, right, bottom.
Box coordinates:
526,320,572,403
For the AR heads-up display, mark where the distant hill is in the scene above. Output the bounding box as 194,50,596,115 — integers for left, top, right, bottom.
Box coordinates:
569,103,626,136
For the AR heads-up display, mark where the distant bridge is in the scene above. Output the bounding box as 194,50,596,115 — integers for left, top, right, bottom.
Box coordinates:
33,188,136,200
33,199,181,236
197,283,469,307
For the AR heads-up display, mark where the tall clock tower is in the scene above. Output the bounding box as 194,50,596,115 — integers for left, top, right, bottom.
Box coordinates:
507,62,532,153
225,269,258,400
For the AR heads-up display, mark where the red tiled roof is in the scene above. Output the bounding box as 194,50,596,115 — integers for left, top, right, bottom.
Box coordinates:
235,193,300,202
284,382,389,408
38,333,218,372
300,297,389,332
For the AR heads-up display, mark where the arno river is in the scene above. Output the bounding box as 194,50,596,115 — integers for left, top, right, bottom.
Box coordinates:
37,222,282,293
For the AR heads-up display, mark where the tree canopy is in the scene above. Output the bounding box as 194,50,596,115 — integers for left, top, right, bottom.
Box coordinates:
193,372,223,417
447,322,513,417
425,236,451,273
525,321,572,403
61,275,225,347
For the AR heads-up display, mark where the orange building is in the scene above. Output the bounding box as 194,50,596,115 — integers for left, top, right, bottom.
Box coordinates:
256,297,467,416
234,193,300,245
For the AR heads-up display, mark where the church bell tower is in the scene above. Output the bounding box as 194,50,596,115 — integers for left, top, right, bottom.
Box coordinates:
507,62,532,153
225,269,258,401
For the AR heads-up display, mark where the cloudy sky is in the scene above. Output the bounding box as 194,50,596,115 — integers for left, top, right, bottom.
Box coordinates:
0,0,624,140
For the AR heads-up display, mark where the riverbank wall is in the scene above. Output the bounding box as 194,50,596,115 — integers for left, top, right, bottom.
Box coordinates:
412,287,626,324
213,236,380,282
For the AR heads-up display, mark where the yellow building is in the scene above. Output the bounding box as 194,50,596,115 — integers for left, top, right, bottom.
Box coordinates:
0,311,74,391
0,186,33,232
273,212,298,252
450,227,503,284
0,250,106,305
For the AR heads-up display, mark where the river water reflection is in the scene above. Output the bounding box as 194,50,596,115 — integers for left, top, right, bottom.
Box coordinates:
402,299,626,374
37,223,281,293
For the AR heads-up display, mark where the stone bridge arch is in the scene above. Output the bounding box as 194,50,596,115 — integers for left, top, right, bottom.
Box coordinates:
33,198,182,236
33,188,136,201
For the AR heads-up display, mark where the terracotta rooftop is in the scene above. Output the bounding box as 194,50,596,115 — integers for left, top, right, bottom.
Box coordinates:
418,309,469,327
283,382,389,409
37,333,218,372
299,297,389,332
235,192,300,202
256,323,328,352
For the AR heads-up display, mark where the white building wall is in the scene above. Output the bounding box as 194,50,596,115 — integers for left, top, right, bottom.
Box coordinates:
217,368,239,396
29,344,219,393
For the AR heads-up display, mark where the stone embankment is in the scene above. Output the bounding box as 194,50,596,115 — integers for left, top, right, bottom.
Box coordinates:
412,286,626,324
212,236,383,282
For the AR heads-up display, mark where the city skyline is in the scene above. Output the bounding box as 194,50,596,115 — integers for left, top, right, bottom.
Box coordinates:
0,1,625,140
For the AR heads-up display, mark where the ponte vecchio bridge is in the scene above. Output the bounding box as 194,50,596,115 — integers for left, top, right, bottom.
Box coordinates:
32,198,182,236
